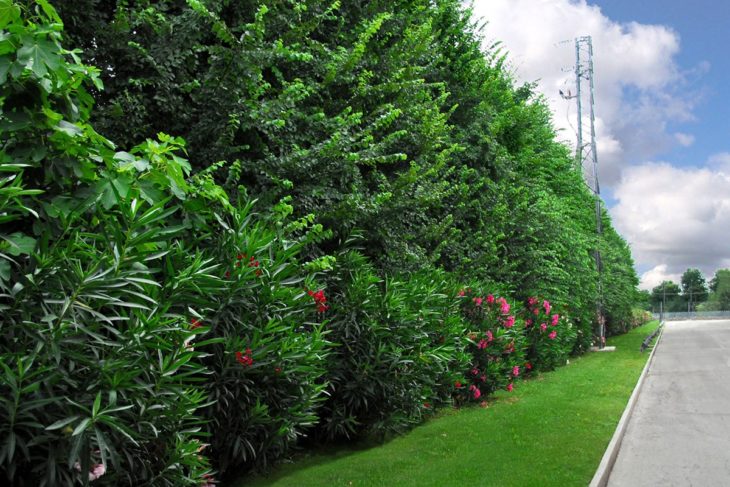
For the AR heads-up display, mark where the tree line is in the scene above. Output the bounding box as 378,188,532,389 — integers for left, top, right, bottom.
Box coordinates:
644,268,730,312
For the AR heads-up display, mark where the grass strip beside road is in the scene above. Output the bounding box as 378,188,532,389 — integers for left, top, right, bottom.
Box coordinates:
239,321,661,487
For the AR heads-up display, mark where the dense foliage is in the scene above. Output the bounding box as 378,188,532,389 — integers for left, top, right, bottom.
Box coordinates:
1,0,646,484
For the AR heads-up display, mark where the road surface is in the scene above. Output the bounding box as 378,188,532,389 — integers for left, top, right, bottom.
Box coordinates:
607,319,730,486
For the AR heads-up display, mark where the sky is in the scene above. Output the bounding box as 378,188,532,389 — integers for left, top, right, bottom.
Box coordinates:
471,0,730,290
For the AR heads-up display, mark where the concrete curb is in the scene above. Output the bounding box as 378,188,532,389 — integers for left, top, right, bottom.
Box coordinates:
588,322,665,487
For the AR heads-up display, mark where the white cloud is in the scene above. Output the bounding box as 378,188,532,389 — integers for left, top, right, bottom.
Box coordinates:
611,160,730,288
639,264,682,291
472,0,701,185
674,132,695,147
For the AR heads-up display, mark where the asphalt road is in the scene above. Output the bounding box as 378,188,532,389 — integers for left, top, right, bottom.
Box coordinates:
607,320,730,487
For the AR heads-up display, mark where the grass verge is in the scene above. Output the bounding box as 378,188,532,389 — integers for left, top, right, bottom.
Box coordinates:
234,321,661,487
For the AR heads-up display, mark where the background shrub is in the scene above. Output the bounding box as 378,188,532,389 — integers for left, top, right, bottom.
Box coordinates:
316,250,468,440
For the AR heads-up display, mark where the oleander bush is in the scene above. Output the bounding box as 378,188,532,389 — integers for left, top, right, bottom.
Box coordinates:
194,198,331,475
315,250,468,440
456,289,527,401
523,298,577,371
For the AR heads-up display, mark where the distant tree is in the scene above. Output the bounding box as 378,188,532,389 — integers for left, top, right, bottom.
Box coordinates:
650,281,683,312
703,269,730,311
680,268,708,309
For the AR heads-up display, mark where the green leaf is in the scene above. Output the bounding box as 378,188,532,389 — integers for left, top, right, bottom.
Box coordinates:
16,37,60,79
0,55,10,84
71,417,91,436
36,0,63,24
0,0,20,29
45,415,80,431
3,232,36,256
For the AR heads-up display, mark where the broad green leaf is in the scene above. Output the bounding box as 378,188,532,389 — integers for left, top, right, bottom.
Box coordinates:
3,232,35,256
0,0,20,29
16,37,60,79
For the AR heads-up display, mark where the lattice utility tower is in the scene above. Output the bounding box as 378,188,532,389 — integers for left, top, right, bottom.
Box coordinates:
563,35,605,348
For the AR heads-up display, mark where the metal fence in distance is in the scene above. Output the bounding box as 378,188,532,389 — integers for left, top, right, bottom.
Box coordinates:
653,310,730,321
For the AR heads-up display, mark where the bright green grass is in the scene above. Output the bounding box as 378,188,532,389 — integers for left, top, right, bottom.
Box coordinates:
235,321,660,487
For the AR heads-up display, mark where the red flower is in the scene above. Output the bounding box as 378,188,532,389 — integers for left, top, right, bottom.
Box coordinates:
423,402,431,409
526,362,533,371
255,269,262,277
190,318,202,330
455,380,462,388
274,367,282,374
225,271,231,278
512,365,520,377
308,289,329,313
507,383,514,392
235,350,254,367
486,294,495,305
237,253,245,260
457,289,465,297
473,296,483,307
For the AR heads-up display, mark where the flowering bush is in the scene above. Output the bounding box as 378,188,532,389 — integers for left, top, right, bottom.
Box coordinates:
523,297,577,370
457,289,526,401
195,199,331,475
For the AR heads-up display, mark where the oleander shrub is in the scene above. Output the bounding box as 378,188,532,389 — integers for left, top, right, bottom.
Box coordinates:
316,250,468,440
456,289,527,401
195,198,331,475
522,297,577,371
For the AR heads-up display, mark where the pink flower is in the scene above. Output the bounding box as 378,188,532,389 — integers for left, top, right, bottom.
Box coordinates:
527,297,538,306
473,296,483,306
477,339,488,349
500,299,510,315
471,368,479,376
549,330,557,340
504,315,515,328
543,300,551,314
470,385,482,399
512,366,520,377
480,374,486,382
533,308,539,315
525,319,533,327
551,314,559,326
486,294,495,305
89,463,106,481
457,289,465,297
506,383,514,392
525,362,533,371
540,323,547,332
486,330,493,342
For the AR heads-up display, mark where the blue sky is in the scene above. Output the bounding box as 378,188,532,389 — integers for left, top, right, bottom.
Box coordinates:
473,0,730,289
597,0,730,172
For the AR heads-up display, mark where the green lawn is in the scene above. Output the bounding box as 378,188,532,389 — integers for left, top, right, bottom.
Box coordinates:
236,321,660,487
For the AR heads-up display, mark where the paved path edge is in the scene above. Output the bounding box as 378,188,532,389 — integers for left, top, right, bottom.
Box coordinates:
588,322,665,487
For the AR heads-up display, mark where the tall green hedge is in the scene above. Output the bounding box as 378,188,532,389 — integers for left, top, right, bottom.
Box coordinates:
1,0,643,484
